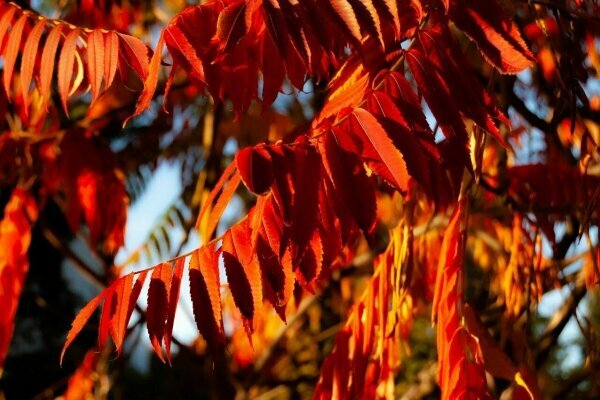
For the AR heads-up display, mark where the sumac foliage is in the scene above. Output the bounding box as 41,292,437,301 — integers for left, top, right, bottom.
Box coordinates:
1,0,599,398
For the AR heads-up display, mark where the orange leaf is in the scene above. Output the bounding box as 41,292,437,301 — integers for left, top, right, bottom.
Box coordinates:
127,33,165,125
0,189,38,369
431,198,480,400
0,6,17,51
381,0,400,37
40,24,64,109
366,90,435,193
20,18,46,114
329,0,362,42
98,286,115,349
449,0,534,74
61,292,106,365
352,0,383,47
103,31,119,89
316,62,369,125
205,171,241,241
125,270,149,324
196,161,237,231
348,108,410,192
110,273,134,354
2,14,27,99
61,351,100,399
86,30,105,103
57,28,81,114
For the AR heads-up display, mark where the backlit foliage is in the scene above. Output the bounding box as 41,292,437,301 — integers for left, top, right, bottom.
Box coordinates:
0,0,599,398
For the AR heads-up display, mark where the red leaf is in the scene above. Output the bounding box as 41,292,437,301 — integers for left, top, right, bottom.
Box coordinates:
366,90,434,192
147,263,171,362
261,31,285,105
250,195,268,248
48,132,127,253
406,48,471,168
432,199,467,322
362,282,375,355
289,143,321,263
222,222,262,334
261,197,285,257
328,0,362,42
347,0,383,46
379,0,400,37
267,145,295,225
125,270,149,325
406,48,468,143
164,22,205,84
236,144,274,195
216,0,247,52
514,364,542,400
262,0,293,62
117,33,150,80
440,0,450,12
319,131,376,236
256,229,293,310
449,0,534,74
110,273,134,355
272,0,312,68
317,178,347,263
296,230,323,291
430,198,490,400
164,258,184,363
382,71,431,134
507,163,597,209
444,328,491,400
61,351,100,399
417,28,509,146
98,286,115,349
189,245,224,351
61,292,106,365
464,304,518,381
346,108,410,192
